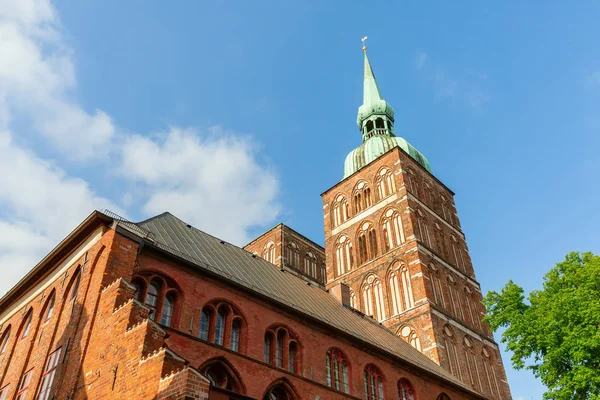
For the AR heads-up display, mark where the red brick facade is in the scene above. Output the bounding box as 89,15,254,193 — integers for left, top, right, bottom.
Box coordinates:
322,148,511,399
0,208,494,399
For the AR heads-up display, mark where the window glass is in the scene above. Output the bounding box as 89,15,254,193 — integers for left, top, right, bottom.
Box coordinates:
38,347,62,400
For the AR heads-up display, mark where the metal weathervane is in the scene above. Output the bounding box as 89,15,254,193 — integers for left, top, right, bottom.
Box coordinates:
361,36,368,51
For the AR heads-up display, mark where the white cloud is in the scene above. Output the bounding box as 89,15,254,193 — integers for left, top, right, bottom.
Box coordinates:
0,0,281,297
0,131,118,295
120,127,280,245
0,0,115,160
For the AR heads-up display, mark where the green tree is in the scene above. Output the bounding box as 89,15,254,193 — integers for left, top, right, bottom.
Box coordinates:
484,252,600,400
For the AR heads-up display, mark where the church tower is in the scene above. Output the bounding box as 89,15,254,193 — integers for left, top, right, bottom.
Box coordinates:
322,44,512,399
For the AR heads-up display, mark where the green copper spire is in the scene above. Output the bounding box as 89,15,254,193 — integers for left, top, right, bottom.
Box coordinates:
343,41,431,178
363,50,382,105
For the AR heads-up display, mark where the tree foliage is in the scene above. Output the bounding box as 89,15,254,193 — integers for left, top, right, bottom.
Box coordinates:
484,252,600,400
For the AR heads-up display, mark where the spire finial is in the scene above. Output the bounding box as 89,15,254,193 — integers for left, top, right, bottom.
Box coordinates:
361,36,368,51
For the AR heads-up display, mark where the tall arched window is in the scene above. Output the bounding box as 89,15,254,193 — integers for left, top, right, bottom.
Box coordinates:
263,242,276,264
200,301,245,353
332,195,350,227
358,222,377,265
304,252,317,277
160,292,175,327
482,348,501,398
382,209,405,252
443,326,462,380
276,330,285,368
463,337,482,390
428,264,445,308
200,309,211,341
70,268,81,300
145,280,160,320
389,263,414,315
364,364,385,400
45,292,55,321
326,348,350,393
21,311,32,339
335,235,353,276
231,319,241,352
0,326,10,354
446,276,464,320
264,326,300,372
349,289,357,309
215,307,227,346
376,168,396,200
436,394,451,400
264,332,274,363
398,326,421,352
263,384,295,400
397,379,415,400
354,182,372,214
286,242,300,268
362,275,386,321
288,341,298,373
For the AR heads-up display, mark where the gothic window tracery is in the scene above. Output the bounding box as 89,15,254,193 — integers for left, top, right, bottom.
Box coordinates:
388,263,414,315
443,325,462,380
397,378,416,400
335,235,354,277
398,325,421,352
200,359,245,394
326,348,350,393
382,208,405,252
332,195,350,227
354,181,372,214
463,336,482,391
264,325,301,373
482,347,502,398
134,274,180,328
286,242,300,268
364,364,385,400
376,168,396,200
362,275,386,321
358,222,378,265
263,242,276,264
428,264,445,308
304,251,317,277
199,300,245,353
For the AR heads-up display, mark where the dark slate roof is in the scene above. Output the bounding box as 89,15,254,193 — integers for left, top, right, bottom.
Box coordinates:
132,212,478,395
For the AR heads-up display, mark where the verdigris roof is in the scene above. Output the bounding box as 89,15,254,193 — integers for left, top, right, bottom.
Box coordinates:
129,212,480,395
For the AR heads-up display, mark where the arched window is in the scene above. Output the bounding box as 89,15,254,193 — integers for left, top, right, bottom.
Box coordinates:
305,252,317,277
286,242,300,268
389,263,414,315
288,341,298,373
200,359,244,394
397,379,415,400
354,182,372,214
200,301,245,352
375,117,385,129
335,235,354,276
398,325,422,352
436,394,451,400
326,348,350,393
382,209,404,252
366,120,374,133
463,337,482,390
362,275,386,321
45,292,55,321
446,276,464,320
349,288,357,309
71,269,81,300
215,307,227,346
482,347,501,398
358,222,377,265
443,326,462,380
265,326,300,372
428,264,445,308
21,311,32,339
264,332,274,363
376,168,396,200
414,210,433,248
0,326,10,354
145,280,160,320
263,242,276,264
276,330,285,367
364,364,385,400
200,309,211,341
332,195,350,227
231,319,241,352
264,384,295,400
160,292,175,327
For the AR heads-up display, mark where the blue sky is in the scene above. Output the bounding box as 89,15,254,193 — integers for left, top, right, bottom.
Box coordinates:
2,1,600,398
